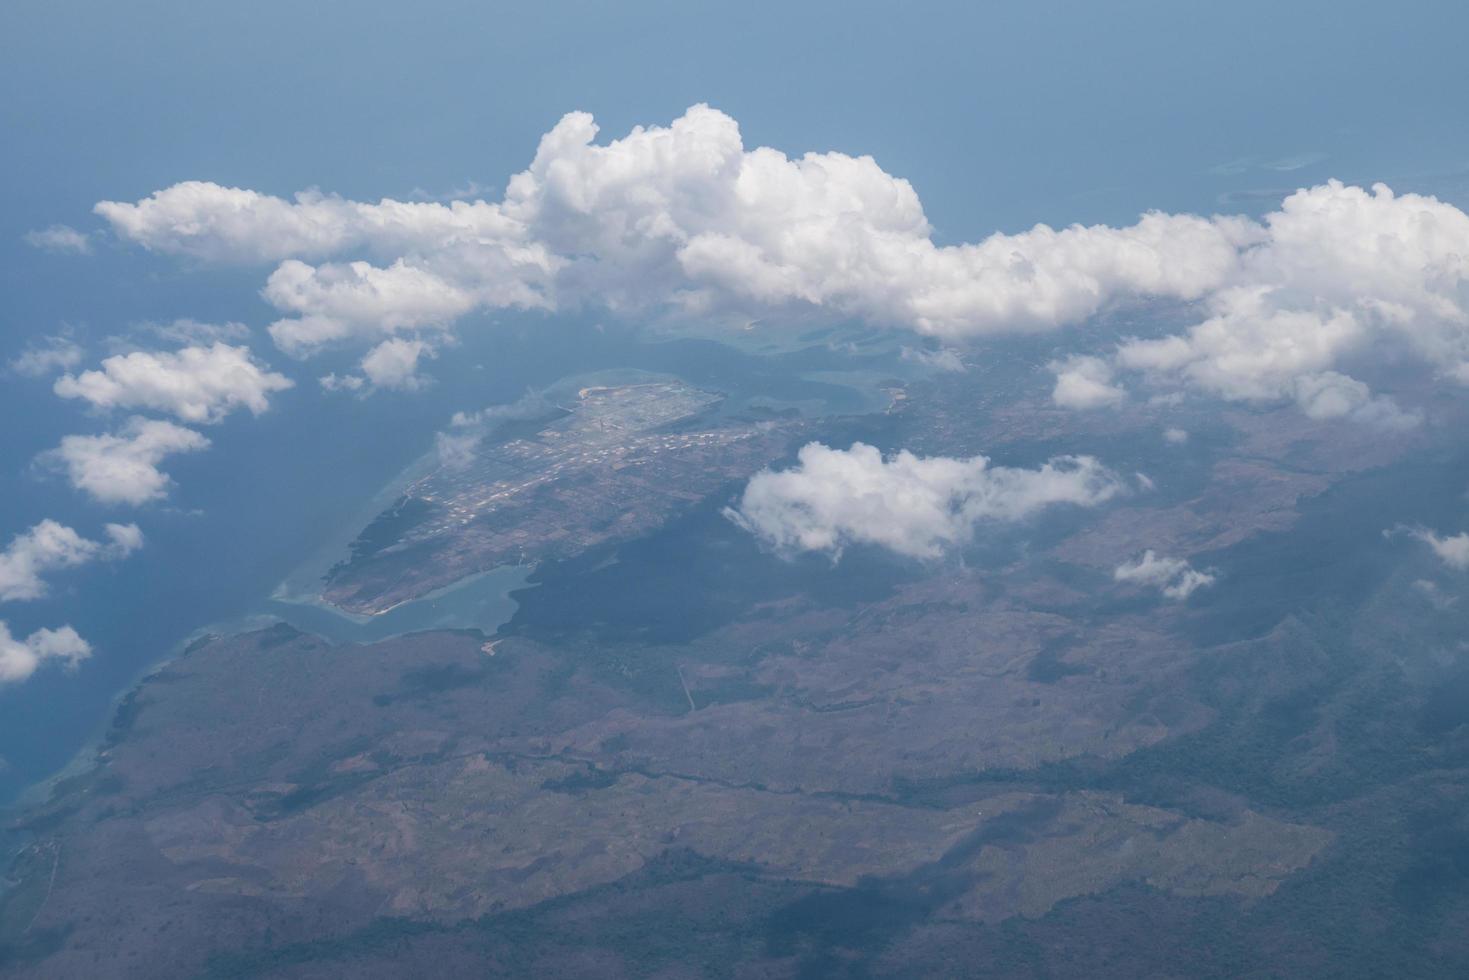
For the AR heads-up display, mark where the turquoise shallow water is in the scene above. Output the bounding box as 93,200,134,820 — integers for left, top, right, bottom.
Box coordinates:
237,565,533,647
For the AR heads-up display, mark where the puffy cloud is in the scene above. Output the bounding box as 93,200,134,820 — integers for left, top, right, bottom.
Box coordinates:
104,522,145,553
503,108,1255,334
8,335,83,377
94,111,1469,423
447,389,554,430
0,520,143,602
97,105,1252,356
264,260,482,357
726,442,1123,560
433,429,480,468
1106,181,1469,423
0,622,91,684
1114,292,1412,425
319,338,437,393
39,417,210,506
1163,427,1189,444
24,224,92,255
1114,551,1216,600
1050,355,1126,409
53,343,292,424
360,338,435,390
1407,527,1469,571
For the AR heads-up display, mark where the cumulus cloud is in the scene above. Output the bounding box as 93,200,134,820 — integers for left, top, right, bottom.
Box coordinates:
726,442,1123,560
8,335,83,377
96,105,1252,355
53,343,292,424
361,338,435,390
264,260,482,357
1406,527,1469,570
39,417,210,506
24,224,92,255
1114,551,1217,599
319,338,437,393
93,110,1469,423
1050,355,1126,409
0,520,143,602
0,622,91,684
1104,181,1469,424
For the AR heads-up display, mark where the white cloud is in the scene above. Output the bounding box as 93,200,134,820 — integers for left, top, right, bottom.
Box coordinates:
434,429,481,469
726,441,1123,560
318,372,365,392
24,224,92,255
1107,181,1469,424
92,111,1469,423
1050,355,1126,409
53,343,293,424
133,318,251,346
0,520,143,602
434,389,554,467
900,346,966,372
1163,427,1189,444
0,622,91,684
360,338,435,390
319,338,437,392
1114,551,1217,600
96,105,1252,355
1114,294,1417,427
8,335,83,377
94,182,530,264
1290,371,1419,429
264,260,481,357
1407,527,1469,571
39,417,210,506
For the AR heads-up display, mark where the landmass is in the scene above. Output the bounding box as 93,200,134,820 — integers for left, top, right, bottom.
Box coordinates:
7,365,1469,977
321,381,802,615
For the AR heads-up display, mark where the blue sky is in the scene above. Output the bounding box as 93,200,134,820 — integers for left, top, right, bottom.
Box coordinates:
5,0,1469,243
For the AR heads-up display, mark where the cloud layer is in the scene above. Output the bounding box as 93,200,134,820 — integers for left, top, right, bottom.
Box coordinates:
727,442,1122,559
93,105,1252,347
93,107,1469,421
